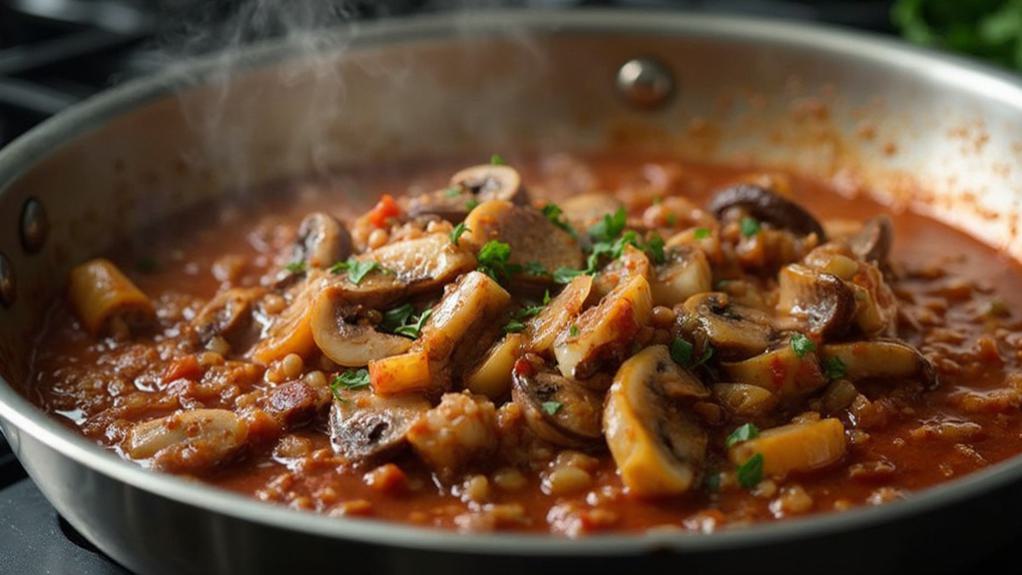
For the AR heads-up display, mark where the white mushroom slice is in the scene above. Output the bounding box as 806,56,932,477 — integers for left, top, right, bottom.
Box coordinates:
650,245,712,307
554,275,653,380
560,193,623,231
511,356,604,448
365,232,477,291
775,264,856,338
820,340,937,387
191,287,264,348
329,389,430,464
604,345,709,497
464,200,583,279
451,164,527,205
465,333,524,399
310,290,413,367
593,244,651,300
712,383,779,417
679,292,774,361
524,274,593,354
728,418,847,477
721,346,827,400
292,212,352,269
125,409,248,472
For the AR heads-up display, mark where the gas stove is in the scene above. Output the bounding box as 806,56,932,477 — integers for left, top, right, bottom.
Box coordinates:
3,1,1008,574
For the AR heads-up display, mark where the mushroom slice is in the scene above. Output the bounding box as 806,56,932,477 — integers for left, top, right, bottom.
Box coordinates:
511,356,604,448
728,418,846,478
524,274,593,354
604,345,709,497
465,200,584,279
451,164,528,205
560,193,624,231
820,339,937,388
329,389,430,465
292,212,352,269
650,245,712,307
775,264,856,338
721,346,827,400
678,292,774,361
846,215,893,265
249,276,322,364
125,409,248,473
708,183,826,239
310,290,413,368
712,383,779,417
365,232,477,293
191,287,264,348
593,244,651,300
554,275,653,380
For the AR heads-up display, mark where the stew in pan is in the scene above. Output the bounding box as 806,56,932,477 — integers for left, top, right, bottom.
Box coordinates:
25,154,1022,535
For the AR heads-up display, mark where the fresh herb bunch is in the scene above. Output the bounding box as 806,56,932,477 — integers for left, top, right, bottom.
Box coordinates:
893,0,1022,70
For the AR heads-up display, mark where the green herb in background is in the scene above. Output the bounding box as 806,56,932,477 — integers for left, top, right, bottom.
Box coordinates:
893,0,1022,70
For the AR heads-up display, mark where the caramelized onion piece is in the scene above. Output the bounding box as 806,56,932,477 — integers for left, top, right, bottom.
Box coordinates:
604,345,708,497
525,274,593,354
67,258,155,338
728,418,847,478
708,183,826,239
511,357,604,448
722,346,828,400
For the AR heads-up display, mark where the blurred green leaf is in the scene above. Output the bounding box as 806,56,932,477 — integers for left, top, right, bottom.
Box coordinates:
893,0,1022,70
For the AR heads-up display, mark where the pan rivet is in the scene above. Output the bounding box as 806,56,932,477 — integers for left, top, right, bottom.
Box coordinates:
20,197,48,254
616,57,674,110
0,253,14,308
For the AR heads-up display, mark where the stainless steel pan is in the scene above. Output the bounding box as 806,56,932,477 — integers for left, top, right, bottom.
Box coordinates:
2,10,1022,574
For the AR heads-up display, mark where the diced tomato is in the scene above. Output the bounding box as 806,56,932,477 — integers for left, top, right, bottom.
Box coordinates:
367,194,401,228
162,355,202,384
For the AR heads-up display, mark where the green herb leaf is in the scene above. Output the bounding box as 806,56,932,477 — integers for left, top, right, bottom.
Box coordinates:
665,212,678,226
394,308,432,339
444,186,462,197
569,324,580,337
824,356,847,380
347,259,382,284
725,423,760,448
504,319,526,333
737,453,764,489
694,344,715,368
589,208,627,242
465,198,480,211
331,368,370,398
541,401,563,415
380,303,415,333
643,233,666,265
523,261,549,277
790,332,816,358
477,240,517,283
450,222,470,246
542,203,578,237
740,217,761,238
553,266,586,284
285,260,306,275
694,227,711,239
670,337,694,366
490,153,506,165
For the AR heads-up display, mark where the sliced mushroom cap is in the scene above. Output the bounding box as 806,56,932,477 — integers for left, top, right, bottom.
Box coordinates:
511,357,604,448
364,232,477,293
847,215,893,265
678,292,774,361
465,200,584,280
712,383,779,417
603,345,709,497
708,183,826,240
249,276,322,364
525,274,593,354
650,245,712,307
820,339,937,388
560,193,624,231
329,390,430,464
292,212,352,269
191,287,264,348
451,164,527,204
310,290,413,367
125,409,248,473
554,274,653,380
721,346,828,400
776,264,856,338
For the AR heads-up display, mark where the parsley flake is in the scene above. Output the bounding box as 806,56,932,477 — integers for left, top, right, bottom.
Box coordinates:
490,153,506,165
790,333,816,358
444,186,462,197
450,222,470,246
542,203,577,237
740,217,761,237
824,356,847,380
670,337,694,366
465,198,480,211
331,368,370,399
503,319,526,333
589,208,627,243
380,304,415,333
737,453,765,489
477,240,518,283
394,308,432,339
330,257,384,285
725,423,760,448
541,401,563,415
569,324,580,337
694,227,711,239
284,260,306,275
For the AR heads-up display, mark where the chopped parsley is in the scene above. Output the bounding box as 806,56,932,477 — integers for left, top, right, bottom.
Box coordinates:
569,324,580,337
665,212,678,226
394,308,432,339
670,337,694,366
740,217,761,237
643,233,666,265
541,203,577,237
380,303,415,332
450,222,470,245
790,332,816,358
553,266,586,285
523,261,549,277
503,319,526,333
444,186,462,197
465,198,480,211
725,423,760,448
284,260,306,275
541,401,563,415
490,153,506,165
824,356,848,380
329,257,385,285
477,240,519,283
331,368,370,399
737,453,765,489
589,208,627,243
694,227,711,239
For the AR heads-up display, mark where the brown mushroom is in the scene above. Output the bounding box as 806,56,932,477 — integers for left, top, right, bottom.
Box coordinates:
847,215,893,265
820,339,937,388
310,290,413,367
678,292,774,361
511,356,604,448
404,164,528,222
328,390,431,464
708,184,826,240
464,200,583,279
650,245,712,307
775,264,856,338
191,287,265,349
560,193,623,232
292,212,352,269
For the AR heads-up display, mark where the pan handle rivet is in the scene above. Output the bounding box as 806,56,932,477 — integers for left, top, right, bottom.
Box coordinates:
0,253,14,308
20,197,49,254
616,57,674,110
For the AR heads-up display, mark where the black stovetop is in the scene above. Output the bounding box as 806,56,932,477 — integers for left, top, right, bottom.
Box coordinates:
1,1,1013,573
